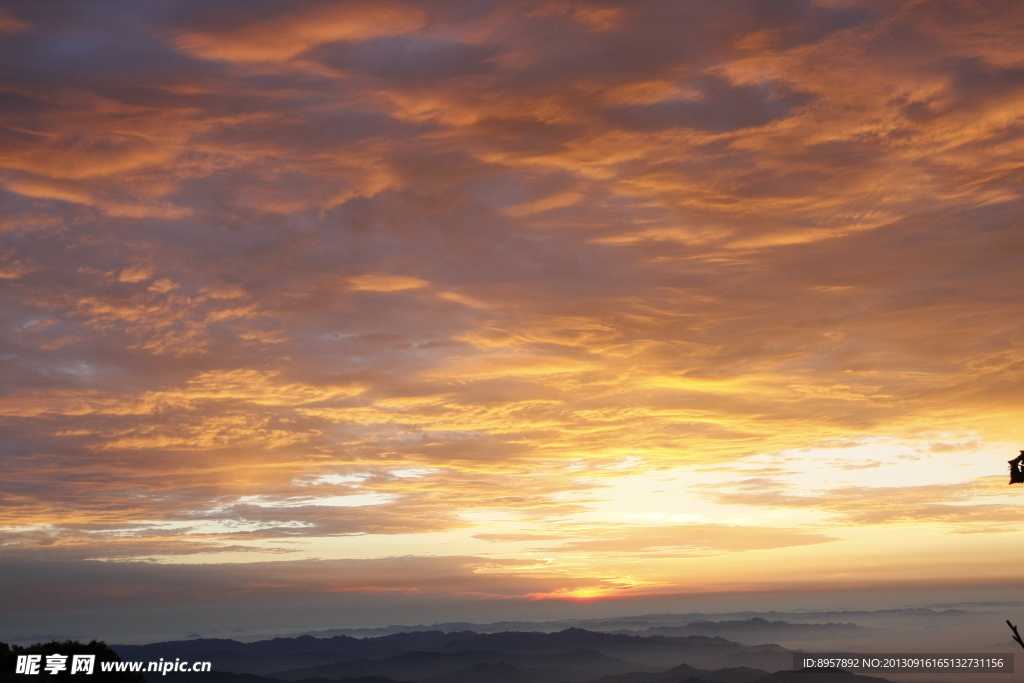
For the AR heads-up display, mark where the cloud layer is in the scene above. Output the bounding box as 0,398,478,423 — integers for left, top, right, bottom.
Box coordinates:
1,0,1023,620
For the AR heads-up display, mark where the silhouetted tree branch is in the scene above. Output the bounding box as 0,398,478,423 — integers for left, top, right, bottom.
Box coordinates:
1007,620,1024,650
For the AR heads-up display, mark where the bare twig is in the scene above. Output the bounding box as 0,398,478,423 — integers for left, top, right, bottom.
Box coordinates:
1007,620,1024,650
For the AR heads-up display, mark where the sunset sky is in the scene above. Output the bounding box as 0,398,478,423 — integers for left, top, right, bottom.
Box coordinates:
2,0,1024,641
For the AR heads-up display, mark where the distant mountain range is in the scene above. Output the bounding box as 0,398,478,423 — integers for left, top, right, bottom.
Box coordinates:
114,627,895,683
289,609,967,639
604,618,872,643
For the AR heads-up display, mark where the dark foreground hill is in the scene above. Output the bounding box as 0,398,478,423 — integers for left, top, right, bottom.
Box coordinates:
754,670,892,683
149,666,892,683
268,647,654,681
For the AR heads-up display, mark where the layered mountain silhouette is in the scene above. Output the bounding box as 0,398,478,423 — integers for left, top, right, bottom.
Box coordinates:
111,627,896,683
609,619,871,643
293,612,927,639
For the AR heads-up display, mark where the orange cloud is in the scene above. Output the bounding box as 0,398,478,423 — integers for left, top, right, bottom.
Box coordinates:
544,524,836,555
0,9,30,33
174,3,427,63
349,273,430,292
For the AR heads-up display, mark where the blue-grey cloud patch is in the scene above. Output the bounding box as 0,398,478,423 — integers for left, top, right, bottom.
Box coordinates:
195,108,431,155
947,57,1024,106
0,90,63,118
602,75,814,132
744,0,868,49
0,2,219,89
311,37,497,83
